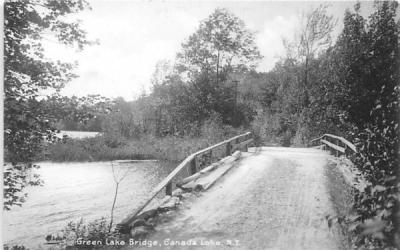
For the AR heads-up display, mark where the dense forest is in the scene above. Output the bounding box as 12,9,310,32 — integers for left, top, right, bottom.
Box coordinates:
4,1,399,248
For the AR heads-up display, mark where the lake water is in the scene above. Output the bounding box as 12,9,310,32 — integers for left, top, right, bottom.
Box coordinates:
3,160,181,248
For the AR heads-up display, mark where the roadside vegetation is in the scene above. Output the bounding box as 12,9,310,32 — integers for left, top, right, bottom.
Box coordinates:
325,160,357,249
40,116,242,162
4,0,399,249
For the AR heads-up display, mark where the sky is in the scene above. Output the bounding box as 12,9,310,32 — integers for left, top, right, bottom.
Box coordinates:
43,0,377,101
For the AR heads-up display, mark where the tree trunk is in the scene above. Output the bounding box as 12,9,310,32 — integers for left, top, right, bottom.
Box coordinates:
216,50,220,86
303,57,310,107
109,182,119,232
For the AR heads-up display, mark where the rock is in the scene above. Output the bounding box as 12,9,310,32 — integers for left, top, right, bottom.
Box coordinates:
158,196,180,212
193,184,204,192
146,217,157,227
131,219,147,228
159,195,172,205
170,196,180,204
45,235,52,241
130,226,149,239
136,208,158,221
181,192,195,200
172,188,183,197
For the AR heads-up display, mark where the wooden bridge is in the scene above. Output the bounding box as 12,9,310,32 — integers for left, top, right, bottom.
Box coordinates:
117,132,358,249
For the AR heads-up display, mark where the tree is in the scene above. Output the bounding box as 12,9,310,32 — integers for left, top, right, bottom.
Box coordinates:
176,8,261,127
150,59,174,86
4,0,92,209
177,8,261,80
292,4,336,107
332,4,370,127
43,94,111,131
109,162,130,232
330,2,399,247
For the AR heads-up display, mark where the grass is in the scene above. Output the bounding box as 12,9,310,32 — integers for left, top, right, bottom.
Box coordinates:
41,130,241,163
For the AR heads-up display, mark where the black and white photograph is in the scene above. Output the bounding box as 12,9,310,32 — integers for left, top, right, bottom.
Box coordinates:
2,0,400,249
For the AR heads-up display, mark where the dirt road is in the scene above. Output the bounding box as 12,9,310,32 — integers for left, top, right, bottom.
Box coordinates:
136,147,342,250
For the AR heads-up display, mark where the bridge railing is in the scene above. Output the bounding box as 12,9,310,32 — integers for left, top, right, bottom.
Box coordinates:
117,132,253,232
310,133,357,156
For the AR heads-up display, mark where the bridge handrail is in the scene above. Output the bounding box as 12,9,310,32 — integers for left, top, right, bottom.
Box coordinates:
117,132,253,230
311,133,357,154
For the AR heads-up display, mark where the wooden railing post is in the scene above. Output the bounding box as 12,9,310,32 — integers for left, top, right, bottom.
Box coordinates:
190,157,197,175
166,182,172,196
226,142,231,156
196,155,200,170
311,133,356,157
321,136,324,149
336,139,339,156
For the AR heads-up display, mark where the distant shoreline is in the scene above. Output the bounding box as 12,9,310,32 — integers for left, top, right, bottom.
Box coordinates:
116,159,158,163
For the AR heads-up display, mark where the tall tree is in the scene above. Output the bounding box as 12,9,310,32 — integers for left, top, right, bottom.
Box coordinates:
177,8,261,79
4,0,92,209
331,2,399,247
295,4,336,107
333,3,370,126
176,8,261,126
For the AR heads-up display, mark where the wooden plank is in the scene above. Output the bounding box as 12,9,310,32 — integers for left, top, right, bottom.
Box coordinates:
232,138,253,152
195,151,241,190
177,172,201,186
310,134,357,153
324,134,357,153
194,132,251,157
321,139,345,153
117,132,251,228
310,135,324,143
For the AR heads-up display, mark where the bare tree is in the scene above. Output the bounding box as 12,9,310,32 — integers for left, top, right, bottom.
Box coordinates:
284,4,336,107
298,4,336,58
300,4,336,106
109,162,130,232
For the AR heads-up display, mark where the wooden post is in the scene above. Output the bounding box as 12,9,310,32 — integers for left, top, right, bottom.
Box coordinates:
336,139,339,157
208,150,212,165
166,182,172,196
226,142,231,156
190,157,197,175
196,155,201,170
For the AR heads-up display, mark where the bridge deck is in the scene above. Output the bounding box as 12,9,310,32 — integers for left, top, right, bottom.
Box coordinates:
132,147,342,250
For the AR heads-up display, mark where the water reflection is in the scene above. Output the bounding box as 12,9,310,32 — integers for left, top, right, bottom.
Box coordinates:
3,160,177,248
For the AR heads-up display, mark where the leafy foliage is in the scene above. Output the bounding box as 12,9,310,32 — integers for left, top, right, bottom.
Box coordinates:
4,0,91,209
177,8,261,77
333,2,399,248
61,217,116,248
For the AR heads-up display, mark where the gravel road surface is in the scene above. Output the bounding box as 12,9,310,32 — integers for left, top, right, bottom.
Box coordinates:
134,147,342,250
